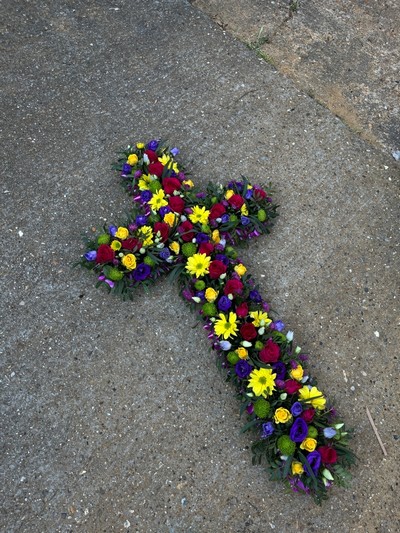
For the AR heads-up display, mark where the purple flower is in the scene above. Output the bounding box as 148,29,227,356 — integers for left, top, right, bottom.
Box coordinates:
196,291,205,301
290,402,304,418
261,422,275,438
246,403,254,415
234,360,252,379
195,232,210,244
275,379,285,389
272,361,286,381
220,214,230,223
134,170,142,179
84,250,97,261
136,215,148,226
323,427,337,439
108,225,117,237
133,263,151,281
290,417,308,443
305,451,321,476
170,147,179,157
249,290,262,303
274,320,285,332
245,188,253,199
140,190,152,202
217,296,232,311
241,216,250,226
159,206,171,217
122,163,132,173
215,253,229,265
159,248,171,260
147,139,159,151
182,288,194,301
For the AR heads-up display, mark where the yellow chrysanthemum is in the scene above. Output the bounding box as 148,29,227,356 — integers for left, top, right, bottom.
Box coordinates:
211,229,221,243
169,241,180,254
127,153,138,166
234,263,247,277
236,347,248,359
163,212,176,227
298,386,326,410
205,287,218,302
249,310,271,327
290,364,304,381
158,154,179,173
115,227,129,240
121,254,137,271
240,203,249,215
248,368,276,398
185,253,211,278
225,189,234,200
214,312,238,340
148,189,168,211
138,226,154,247
188,205,210,225
110,240,122,251
291,461,304,476
138,174,152,190
300,438,317,452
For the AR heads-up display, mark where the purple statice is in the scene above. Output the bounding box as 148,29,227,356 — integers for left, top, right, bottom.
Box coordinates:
140,190,152,203
217,296,232,311
241,216,250,226
84,250,97,261
133,263,151,281
261,422,275,438
136,215,148,226
195,192,207,200
290,402,304,418
305,451,321,477
147,139,159,151
234,359,252,379
272,361,286,381
290,418,308,443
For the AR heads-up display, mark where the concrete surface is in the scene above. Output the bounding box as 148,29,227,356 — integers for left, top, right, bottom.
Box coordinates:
191,0,400,157
1,0,399,532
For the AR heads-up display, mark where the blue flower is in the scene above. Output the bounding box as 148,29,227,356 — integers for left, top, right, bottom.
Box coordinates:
170,147,179,157
215,254,229,265
133,263,151,281
241,216,250,226
159,248,171,260
219,340,232,351
159,206,171,217
136,215,148,226
147,139,159,151
108,225,117,237
245,188,253,199
290,401,304,418
323,427,337,439
140,190,152,202
217,296,232,311
272,361,286,381
249,290,262,303
122,163,132,174
235,360,252,379
290,417,308,442
305,451,321,476
84,250,97,261
220,214,230,223
274,320,285,332
261,422,275,438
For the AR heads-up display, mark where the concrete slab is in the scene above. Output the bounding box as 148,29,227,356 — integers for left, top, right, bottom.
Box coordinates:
1,1,399,531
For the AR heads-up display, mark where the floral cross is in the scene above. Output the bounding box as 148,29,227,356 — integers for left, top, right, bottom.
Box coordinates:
78,139,355,503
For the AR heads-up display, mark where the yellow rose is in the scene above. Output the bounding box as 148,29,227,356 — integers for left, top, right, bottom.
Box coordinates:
121,254,137,271
298,386,326,410
236,347,248,359
169,241,180,254
163,212,176,227
290,364,304,381
115,226,129,240
225,189,234,200
110,240,122,251
136,142,145,149
300,438,317,452
183,179,194,188
291,461,304,476
211,229,220,243
274,407,292,424
127,154,138,166
234,263,247,277
205,287,218,303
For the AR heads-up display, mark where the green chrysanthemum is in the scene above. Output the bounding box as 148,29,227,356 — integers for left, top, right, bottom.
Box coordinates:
307,426,318,438
107,267,124,281
182,242,197,257
227,351,240,365
253,398,271,418
97,233,110,245
202,302,217,317
277,435,296,456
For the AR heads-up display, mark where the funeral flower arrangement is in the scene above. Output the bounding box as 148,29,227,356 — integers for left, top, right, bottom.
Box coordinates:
78,139,355,503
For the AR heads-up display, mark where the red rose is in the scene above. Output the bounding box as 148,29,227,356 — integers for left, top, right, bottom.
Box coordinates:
198,242,214,255
227,194,245,210
168,196,185,214
317,446,338,465
209,260,227,279
259,338,280,363
235,302,249,318
154,222,169,242
122,237,142,251
223,279,243,296
253,187,267,200
95,244,115,264
300,408,316,423
178,220,194,242
209,203,226,221
148,161,164,178
240,323,257,341
162,177,181,194
284,379,302,394
144,149,158,162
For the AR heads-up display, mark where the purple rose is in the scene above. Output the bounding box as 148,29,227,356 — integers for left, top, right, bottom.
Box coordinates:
159,248,171,260
234,360,252,379
289,417,308,443
195,232,210,244
215,254,229,265
217,296,232,311
84,250,97,261
305,451,321,476
159,206,171,217
290,401,304,417
140,190,152,202
136,215,148,226
147,139,159,151
196,291,205,301
133,263,151,281
241,216,250,226
261,422,275,438
272,361,286,381
122,163,132,174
